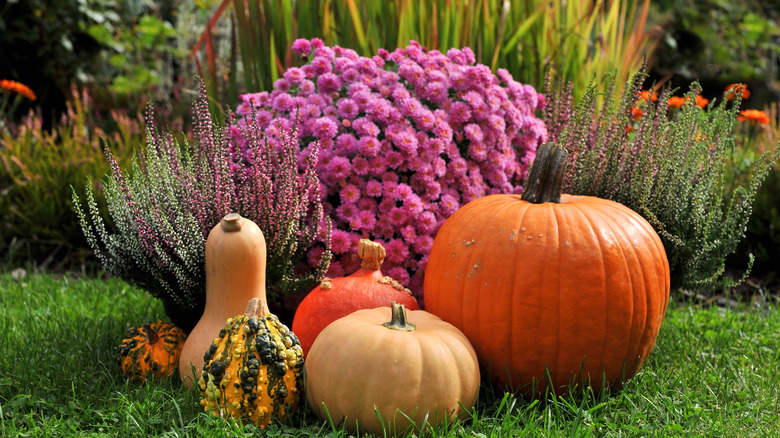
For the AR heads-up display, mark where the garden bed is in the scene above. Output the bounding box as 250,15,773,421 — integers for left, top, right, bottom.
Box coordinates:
1,273,778,437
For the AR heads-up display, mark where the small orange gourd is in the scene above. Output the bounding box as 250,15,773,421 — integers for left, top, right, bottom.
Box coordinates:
117,321,187,382
179,213,270,388
305,302,480,436
292,239,419,356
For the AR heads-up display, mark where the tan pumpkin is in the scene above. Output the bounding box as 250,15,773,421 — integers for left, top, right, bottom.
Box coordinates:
197,297,304,427
292,238,419,356
424,142,670,397
179,213,269,388
117,321,187,382
305,302,480,436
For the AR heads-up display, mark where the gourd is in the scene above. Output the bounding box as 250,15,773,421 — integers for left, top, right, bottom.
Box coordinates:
117,321,187,382
305,302,480,436
424,142,670,397
179,213,270,388
198,297,304,427
291,239,419,356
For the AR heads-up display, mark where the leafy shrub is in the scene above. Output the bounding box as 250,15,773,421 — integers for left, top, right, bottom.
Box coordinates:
1,87,139,269
192,0,658,104
227,40,547,301
0,0,188,126
72,83,331,331
543,70,780,292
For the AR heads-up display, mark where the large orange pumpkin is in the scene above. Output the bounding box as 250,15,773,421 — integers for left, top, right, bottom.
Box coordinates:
424,142,670,397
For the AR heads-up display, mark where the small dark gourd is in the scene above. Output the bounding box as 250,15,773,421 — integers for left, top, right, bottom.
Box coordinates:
198,297,304,427
117,321,187,382
292,238,419,356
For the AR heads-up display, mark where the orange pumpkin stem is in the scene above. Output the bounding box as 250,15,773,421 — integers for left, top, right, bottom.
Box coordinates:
382,302,416,332
521,142,568,204
358,239,386,270
142,323,160,345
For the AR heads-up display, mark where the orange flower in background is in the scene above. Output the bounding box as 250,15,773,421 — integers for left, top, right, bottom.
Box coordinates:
667,96,685,108
737,109,770,124
725,83,750,100
639,90,658,102
631,107,643,121
0,79,36,101
667,95,708,109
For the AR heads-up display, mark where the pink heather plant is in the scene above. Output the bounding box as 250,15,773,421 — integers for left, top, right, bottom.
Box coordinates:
230,40,547,302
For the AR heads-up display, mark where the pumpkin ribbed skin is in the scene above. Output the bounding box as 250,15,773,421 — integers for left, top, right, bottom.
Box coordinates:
292,239,419,357
424,193,670,396
305,303,480,437
198,298,304,427
117,321,187,382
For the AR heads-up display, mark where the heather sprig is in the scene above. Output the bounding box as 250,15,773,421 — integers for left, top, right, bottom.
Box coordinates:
72,83,331,328
544,70,780,292
228,40,547,300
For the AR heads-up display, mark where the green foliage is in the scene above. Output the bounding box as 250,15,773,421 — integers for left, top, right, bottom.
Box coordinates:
649,0,780,84
544,70,780,292
193,0,658,105
0,88,140,269
0,0,186,124
2,273,779,436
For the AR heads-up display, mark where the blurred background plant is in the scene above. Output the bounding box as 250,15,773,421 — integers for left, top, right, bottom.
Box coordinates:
191,0,659,108
0,0,198,128
0,88,141,270
646,0,780,108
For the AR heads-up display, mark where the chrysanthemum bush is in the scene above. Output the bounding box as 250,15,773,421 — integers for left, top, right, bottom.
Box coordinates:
543,70,780,292
72,83,331,331
228,39,547,299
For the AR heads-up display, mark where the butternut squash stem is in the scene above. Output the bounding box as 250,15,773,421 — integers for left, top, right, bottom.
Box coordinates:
520,142,569,204
382,302,416,332
142,323,159,345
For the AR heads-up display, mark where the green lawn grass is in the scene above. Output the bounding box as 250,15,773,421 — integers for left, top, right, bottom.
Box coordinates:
1,273,778,437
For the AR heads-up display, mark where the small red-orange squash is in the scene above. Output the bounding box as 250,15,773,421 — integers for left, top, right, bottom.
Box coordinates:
117,321,187,382
305,302,480,436
424,142,670,397
292,239,419,356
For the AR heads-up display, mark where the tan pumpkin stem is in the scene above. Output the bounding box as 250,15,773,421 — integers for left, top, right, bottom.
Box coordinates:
244,297,269,317
142,323,159,345
382,302,416,332
521,142,569,204
358,239,386,270
221,213,244,232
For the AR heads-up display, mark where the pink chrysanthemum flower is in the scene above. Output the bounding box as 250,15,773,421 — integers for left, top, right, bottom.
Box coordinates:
229,40,547,301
